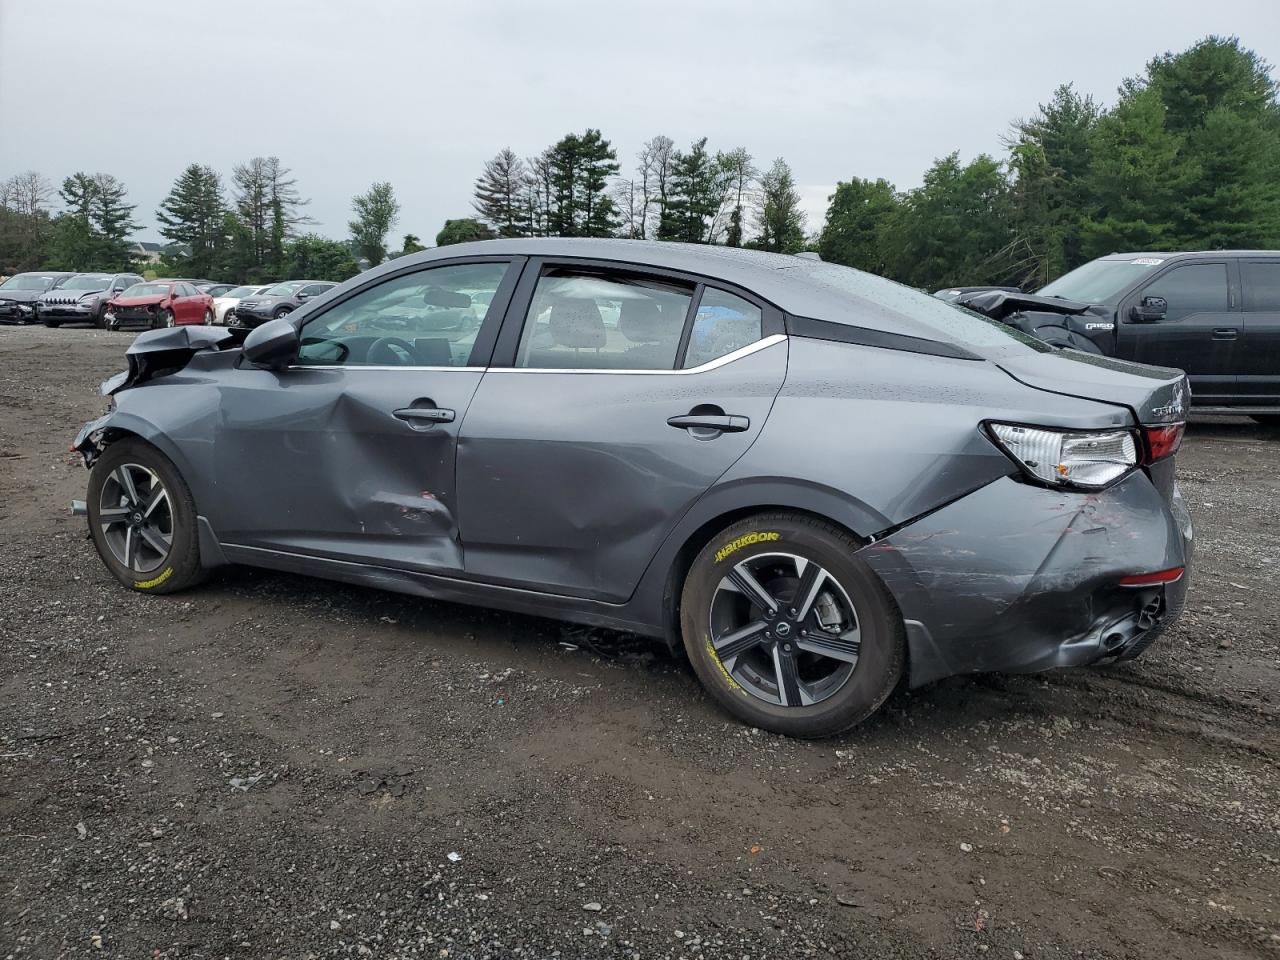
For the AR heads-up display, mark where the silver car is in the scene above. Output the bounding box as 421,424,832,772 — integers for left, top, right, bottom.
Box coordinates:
72,239,1193,737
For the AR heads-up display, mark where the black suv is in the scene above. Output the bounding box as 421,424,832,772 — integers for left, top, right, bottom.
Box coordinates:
941,251,1280,424
0,271,75,324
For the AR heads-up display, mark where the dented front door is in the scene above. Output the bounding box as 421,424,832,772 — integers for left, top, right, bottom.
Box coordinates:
209,366,482,573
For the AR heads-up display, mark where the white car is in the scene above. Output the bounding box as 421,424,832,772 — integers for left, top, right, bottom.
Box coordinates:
212,284,273,325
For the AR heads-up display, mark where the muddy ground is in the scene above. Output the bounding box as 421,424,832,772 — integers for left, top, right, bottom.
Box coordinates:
0,324,1277,960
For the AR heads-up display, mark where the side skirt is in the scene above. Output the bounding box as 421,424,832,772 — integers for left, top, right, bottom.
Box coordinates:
217,542,664,638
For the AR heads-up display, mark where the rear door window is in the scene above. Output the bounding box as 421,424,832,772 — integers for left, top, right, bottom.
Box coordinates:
1242,262,1280,311
683,288,763,368
514,267,693,370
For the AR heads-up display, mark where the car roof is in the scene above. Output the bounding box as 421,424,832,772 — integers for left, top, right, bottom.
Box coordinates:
367,238,974,342
1100,250,1280,260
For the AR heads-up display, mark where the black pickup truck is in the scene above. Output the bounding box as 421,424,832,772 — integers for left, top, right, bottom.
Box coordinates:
937,251,1280,424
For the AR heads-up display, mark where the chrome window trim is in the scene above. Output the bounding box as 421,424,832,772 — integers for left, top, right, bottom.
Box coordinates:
287,334,786,375
497,333,786,375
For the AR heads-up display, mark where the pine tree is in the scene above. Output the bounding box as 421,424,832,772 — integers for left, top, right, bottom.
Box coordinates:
660,138,725,243
47,172,137,270
156,164,227,277
233,156,310,271
348,181,400,266
473,149,529,237
753,158,806,254
541,129,619,237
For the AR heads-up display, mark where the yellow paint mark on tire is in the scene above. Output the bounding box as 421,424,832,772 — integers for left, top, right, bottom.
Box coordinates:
705,636,745,694
714,531,780,563
133,567,173,590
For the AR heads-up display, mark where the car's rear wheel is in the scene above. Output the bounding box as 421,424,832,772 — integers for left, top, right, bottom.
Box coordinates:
86,439,205,594
680,513,904,738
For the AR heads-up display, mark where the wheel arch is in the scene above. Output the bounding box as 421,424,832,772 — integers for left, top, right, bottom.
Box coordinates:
634,478,892,652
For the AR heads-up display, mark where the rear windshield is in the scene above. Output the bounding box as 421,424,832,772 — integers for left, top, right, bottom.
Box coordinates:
796,261,1051,352
1037,258,1164,303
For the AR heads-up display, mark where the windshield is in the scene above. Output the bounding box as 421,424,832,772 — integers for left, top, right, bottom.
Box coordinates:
121,283,171,298
1038,258,1164,303
60,275,113,291
0,274,58,291
223,285,258,298
265,282,303,297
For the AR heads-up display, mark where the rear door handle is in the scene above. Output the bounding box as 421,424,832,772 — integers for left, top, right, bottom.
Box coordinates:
393,406,455,424
666,414,750,433
1213,328,1239,340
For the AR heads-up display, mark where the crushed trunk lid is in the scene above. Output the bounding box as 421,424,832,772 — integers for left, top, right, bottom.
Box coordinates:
995,349,1190,424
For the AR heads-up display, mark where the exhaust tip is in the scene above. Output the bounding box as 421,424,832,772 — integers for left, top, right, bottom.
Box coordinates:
71,499,87,517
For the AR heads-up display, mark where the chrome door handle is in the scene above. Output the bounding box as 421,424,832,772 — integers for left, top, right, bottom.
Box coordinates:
1212,328,1239,340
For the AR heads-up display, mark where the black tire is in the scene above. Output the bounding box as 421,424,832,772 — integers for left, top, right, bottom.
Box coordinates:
94,307,107,329
153,308,174,330
680,513,904,738
202,308,214,325
42,316,61,328
86,438,206,594
273,306,292,320
1250,415,1280,427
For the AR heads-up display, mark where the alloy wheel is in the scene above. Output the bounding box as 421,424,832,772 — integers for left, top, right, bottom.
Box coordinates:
98,463,173,574
708,552,861,707
203,308,213,324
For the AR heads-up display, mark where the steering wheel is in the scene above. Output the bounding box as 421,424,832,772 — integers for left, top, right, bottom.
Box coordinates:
367,336,417,365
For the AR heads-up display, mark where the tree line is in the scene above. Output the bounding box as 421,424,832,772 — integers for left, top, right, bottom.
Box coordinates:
2,35,1276,291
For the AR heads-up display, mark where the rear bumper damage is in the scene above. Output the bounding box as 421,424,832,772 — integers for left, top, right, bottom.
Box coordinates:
860,471,1193,687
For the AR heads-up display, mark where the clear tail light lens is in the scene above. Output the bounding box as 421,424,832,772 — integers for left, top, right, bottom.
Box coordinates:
988,422,1138,489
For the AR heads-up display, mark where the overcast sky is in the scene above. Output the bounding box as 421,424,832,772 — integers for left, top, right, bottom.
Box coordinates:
3,0,1279,246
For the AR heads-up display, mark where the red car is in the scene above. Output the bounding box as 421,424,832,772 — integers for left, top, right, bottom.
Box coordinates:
105,281,214,330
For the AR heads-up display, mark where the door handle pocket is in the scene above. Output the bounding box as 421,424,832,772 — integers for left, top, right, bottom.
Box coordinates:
1212,328,1239,341
394,406,455,425
666,414,750,433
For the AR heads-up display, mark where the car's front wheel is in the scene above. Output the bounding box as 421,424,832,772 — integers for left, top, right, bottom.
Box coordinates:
153,308,174,329
680,513,904,738
202,308,213,325
86,439,205,594
273,306,292,320
1251,414,1280,428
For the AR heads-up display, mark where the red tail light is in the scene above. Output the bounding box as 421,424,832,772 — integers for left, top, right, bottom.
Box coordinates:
1141,423,1184,463
1118,567,1185,587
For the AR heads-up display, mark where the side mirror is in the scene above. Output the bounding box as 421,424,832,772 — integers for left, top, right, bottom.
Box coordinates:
1130,296,1168,322
242,317,299,369
297,291,313,302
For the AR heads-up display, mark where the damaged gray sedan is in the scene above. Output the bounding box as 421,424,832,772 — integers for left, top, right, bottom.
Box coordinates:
72,239,1193,737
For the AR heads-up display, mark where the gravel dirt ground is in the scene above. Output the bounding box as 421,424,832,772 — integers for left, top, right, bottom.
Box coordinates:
1,324,1277,960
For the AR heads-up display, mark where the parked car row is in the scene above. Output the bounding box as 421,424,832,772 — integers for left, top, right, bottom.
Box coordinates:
0,271,334,330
